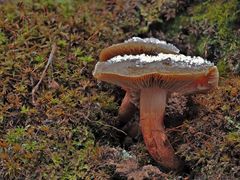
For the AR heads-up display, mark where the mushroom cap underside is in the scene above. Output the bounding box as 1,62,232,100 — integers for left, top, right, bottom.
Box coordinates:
100,39,180,62
93,65,219,95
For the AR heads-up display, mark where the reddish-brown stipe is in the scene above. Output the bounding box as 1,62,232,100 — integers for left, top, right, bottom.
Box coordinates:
140,88,181,169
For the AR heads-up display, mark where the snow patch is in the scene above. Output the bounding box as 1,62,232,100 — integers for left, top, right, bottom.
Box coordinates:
107,53,213,67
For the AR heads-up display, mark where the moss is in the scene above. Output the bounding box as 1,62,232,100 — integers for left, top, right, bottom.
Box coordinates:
192,0,239,39
217,59,229,76
193,0,240,60
6,128,26,144
91,92,118,112
195,37,208,55
1,125,97,179
166,0,240,55
225,132,240,145
0,31,7,45
164,0,240,78
165,14,188,37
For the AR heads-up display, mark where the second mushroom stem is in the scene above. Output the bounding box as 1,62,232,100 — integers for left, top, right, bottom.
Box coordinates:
140,88,181,170
117,91,137,128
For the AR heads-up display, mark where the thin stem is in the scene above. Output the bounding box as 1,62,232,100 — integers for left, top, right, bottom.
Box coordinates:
32,44,57,106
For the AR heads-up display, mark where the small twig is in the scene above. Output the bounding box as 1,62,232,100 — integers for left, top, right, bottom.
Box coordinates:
84,110,127,135
32,44,57,106
87,29,100,41
166,124,185,133
92,119,127,136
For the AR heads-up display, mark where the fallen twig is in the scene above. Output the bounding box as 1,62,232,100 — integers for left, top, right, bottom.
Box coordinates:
31,44,57,106
84,110,127,135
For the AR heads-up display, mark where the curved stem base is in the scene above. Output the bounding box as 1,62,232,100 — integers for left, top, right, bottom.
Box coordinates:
140,88,182,170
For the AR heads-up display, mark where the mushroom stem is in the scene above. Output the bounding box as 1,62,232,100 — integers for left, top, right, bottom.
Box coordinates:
140,88,182,170
117,91,137,128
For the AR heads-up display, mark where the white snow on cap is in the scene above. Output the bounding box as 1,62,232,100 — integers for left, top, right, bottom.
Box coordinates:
108,53,213,67
124,37,180,53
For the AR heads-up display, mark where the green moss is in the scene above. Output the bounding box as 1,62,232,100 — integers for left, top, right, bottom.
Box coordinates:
24,0,77,17
165,0,240,79
195,37,208,55
34,55,45,63
165,15,188,37
92,92,118,111
20,105,30,115
217,59,229,76
2,125,97,179
0,31,7,45
225,132,240,143
22,141,38,152
225,116,240,131
6,128,26,144
225,132,240,148
194,0,240,53
57,39,68,48
192,0,238,39
80,55,94,63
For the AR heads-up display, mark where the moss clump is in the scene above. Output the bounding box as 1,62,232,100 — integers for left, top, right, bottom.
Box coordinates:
192,0,239,39
165,0,240,75
91,92,118,112
217,59,229,76
193,0,240,67
225,132,240,146
0,31,7,45
1,125,98,179
195,37,208,55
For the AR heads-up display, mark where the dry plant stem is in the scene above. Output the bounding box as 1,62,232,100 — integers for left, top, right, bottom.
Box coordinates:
32,44,57,106
85,113,127,135
117,91,137,128
140,88,181,170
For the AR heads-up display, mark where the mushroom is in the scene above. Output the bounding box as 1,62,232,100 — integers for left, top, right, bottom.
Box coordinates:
93,37,219,170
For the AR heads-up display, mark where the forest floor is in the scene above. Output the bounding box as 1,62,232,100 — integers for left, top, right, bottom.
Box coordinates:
0,0,239,179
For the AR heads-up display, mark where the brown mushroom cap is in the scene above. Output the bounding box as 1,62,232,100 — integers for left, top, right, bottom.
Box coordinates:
93,53,219,96
99,37,180,61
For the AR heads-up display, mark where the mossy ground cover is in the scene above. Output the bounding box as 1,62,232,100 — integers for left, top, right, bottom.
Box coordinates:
164,0,240,76
0,0,239,179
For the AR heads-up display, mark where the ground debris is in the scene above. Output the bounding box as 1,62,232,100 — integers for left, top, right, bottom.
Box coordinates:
116,160,167,180
98,146,167,180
